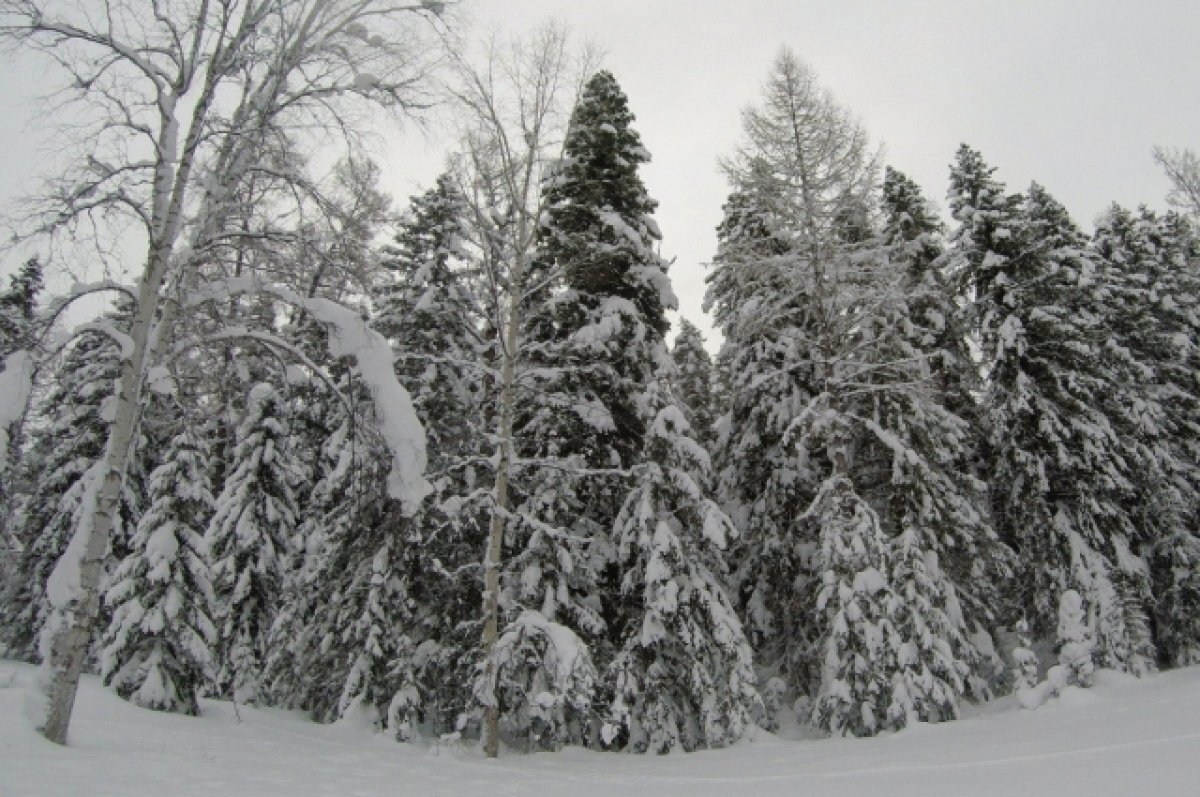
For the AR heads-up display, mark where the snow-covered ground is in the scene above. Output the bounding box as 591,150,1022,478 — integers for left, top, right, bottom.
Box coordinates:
2,661,1198,796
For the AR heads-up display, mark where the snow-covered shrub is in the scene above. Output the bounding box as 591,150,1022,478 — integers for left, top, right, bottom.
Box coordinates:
1057,590,1094,688
475,610,597,752
1010,617,1040,693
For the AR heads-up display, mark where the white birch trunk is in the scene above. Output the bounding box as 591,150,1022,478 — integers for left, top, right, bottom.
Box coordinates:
480,305,517,758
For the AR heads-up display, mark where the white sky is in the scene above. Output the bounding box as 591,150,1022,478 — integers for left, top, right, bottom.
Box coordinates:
3,0,1199,347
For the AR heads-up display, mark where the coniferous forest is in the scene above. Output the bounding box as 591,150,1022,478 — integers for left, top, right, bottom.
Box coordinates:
1,2,1199,758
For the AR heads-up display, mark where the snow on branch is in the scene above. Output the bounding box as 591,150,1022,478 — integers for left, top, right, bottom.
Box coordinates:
73,321,134,362
187,276,430,513
0,350,35,472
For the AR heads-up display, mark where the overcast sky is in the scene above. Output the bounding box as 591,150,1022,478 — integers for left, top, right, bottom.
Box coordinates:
3,1,1199,347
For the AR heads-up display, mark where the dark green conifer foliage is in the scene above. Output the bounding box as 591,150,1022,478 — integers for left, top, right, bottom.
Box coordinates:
951,147,1151,672
707,177,824,698
1093,206,1200,666
862,168,1009,714
0,256,45,570
0,257,43,357
604,374,757,752
669,319,716,448
523,69,672,472
502,70,683,750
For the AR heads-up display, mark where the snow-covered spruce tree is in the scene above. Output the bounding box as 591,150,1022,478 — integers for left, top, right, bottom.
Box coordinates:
475,609,599,752
708,50,879,704
0,327,122,661
517,67,672,502
1056,590,1095,687
207,382,302,705
883,529,971,726
707,176,818,698
495,70,676,749
863,167,1010,714
262,371,369,719
100,429,215,714
1093,206,1200,667
669,319,716,448
949,147,1151,672
604,375,757,753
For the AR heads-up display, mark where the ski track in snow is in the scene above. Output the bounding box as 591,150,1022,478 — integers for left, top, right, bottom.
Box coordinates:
1,662,1198,796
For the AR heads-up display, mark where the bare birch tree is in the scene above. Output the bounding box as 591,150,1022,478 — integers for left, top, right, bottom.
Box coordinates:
444,23,598,757
0,0,447,744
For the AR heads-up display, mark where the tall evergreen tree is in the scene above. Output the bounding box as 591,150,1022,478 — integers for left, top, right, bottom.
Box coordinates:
1093,206,1200,666
852,167,1010,718
0,257,42,359
497,70,750,751
365,175,486,735
511,69,675,636
810,476,894,736
604,373,757,752
268,176,488,738
949,146,1151,672
0,257,44,576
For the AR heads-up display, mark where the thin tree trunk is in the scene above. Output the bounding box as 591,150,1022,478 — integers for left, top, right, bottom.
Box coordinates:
39,267,163,744
481,285,520,759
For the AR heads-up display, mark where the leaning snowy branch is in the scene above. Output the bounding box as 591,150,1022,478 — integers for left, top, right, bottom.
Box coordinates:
166,326,357,415
188,275,430,513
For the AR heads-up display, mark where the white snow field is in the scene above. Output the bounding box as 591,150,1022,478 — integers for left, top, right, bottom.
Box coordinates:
2,661,1198,797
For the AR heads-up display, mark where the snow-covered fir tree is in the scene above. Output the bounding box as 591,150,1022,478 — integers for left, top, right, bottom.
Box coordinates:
1093,206,1200,667
267,175,487,739
516,66,673,519
949,146,1152,673
496,70,678,750
604,374,757,752
207,382,302,704
261,375,367,719
0,257,42,360
475,608,599,751
1011,617,1040,693
337,174,486,736
862,167,1009,713
100,429,216,714
1056,590,1095,687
